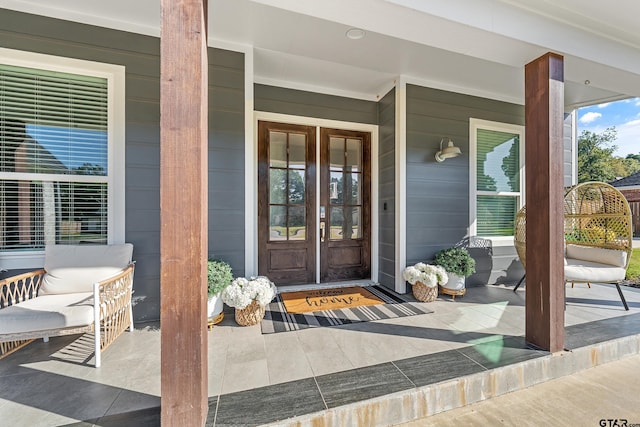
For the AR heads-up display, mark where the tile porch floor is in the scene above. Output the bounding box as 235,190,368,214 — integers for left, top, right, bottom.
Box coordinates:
1,283,639,426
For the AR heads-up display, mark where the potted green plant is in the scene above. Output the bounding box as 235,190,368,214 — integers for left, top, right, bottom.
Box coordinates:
433,247,476,298
207,258,233,322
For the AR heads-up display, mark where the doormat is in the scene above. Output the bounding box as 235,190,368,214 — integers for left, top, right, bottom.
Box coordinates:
261,285,433,334
280,286,384,314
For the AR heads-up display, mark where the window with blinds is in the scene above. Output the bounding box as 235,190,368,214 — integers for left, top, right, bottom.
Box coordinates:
0,63,109,251
472,122,524,238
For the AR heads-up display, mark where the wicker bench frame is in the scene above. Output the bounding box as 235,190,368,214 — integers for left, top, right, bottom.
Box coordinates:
0,263,135,367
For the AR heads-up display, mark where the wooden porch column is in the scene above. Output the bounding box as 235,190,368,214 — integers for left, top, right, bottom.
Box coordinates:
524,53,565,352
160,1,209,425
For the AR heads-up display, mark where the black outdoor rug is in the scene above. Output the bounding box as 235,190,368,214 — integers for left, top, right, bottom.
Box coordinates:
261,285,433,334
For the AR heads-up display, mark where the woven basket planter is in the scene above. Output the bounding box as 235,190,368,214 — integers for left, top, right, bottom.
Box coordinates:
234,300,266,326
412,281,438,302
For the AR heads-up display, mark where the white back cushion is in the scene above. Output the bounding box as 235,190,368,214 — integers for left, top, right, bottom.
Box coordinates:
39,244,133,295
565,244,627,268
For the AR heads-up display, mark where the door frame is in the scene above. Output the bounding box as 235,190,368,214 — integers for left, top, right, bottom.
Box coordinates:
252,111,379,284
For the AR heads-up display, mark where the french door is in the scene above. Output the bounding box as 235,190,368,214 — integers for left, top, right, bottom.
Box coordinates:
257,121,371,286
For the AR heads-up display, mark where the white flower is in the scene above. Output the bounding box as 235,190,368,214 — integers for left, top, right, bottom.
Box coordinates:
221,275,276,309
402,263,448,288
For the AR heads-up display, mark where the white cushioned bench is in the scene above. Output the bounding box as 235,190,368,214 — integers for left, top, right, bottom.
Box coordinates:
564,244,629,310
0,244,135,367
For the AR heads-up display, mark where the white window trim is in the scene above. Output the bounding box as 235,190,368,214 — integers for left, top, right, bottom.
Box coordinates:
469,118,525,246
395,77,407,294
0,48,125,269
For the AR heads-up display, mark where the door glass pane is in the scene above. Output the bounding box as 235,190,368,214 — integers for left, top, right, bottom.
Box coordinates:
345,206,361,239
329,206,361,240
346,138,361,172
288,169,305,204
329,181,339,201
269,206,286,241
330,137,344,170
288,206,305,240
329,207,344,240
269,132,287,168
269,169,286,204
289,133,306,168
343,172,360,204
330,172,343,203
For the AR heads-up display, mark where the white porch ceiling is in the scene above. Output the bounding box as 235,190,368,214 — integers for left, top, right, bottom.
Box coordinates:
1,0,639,107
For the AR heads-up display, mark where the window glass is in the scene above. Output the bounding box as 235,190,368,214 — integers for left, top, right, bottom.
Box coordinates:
477,195,517,236
288,170,305,204
288,133,306,168
345,138,361,172
472,121,523,238
328,136,363,241
269,132,287,168
476,129,519,193
288,206,305,240
0,63,110,251
269,169,286,204
268,131,307,242
329,207,344,240
329,137,344,170
269,206,286,241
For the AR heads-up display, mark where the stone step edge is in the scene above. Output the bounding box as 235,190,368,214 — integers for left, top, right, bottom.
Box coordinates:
264,334,640,427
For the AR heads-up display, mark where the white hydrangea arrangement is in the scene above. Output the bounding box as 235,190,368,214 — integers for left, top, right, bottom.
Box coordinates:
221,276,276,309
402,263,448,288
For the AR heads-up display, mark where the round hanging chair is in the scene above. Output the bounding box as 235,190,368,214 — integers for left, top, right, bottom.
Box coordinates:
514,181,633,269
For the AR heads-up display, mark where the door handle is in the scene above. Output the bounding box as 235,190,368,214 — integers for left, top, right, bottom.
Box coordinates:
320,222,325,242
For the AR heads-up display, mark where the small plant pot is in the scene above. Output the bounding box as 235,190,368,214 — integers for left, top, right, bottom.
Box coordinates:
442,273,465,291
207,293,224,326
439,273,466,300
412,281,438,302
207,293,223,317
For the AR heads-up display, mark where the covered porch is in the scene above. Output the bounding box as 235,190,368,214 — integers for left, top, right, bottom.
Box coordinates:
2,282,639,426
2,0,640,425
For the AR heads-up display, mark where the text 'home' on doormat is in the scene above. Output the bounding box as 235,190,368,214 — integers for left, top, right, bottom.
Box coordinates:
280,286,383,314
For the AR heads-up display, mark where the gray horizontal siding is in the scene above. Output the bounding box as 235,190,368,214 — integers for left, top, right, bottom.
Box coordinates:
406,84,525,286
0,9,245,321
255,84,378,125
377,88,396,289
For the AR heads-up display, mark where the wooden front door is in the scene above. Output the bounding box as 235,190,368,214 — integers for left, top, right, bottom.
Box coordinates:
319,128,371,282
258,121,316,285
258,122,371,285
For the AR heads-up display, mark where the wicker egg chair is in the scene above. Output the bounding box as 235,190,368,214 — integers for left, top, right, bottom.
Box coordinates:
513,182,633,309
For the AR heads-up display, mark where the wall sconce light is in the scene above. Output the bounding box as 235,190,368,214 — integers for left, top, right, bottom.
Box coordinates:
435,137,462,162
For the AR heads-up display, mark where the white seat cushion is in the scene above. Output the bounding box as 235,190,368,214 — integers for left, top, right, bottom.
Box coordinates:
564,258,626,283
565,244,627,268
39,244,133,295
0,293,94,335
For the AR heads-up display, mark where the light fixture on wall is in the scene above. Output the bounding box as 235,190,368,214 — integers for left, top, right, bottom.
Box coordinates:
435,137,462,162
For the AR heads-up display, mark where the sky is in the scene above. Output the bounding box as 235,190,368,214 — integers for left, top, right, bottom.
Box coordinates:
577,97,640,157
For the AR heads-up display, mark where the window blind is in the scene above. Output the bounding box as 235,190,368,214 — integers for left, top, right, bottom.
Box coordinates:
0,63,109,251
0,64,108,176
477,195,517,237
